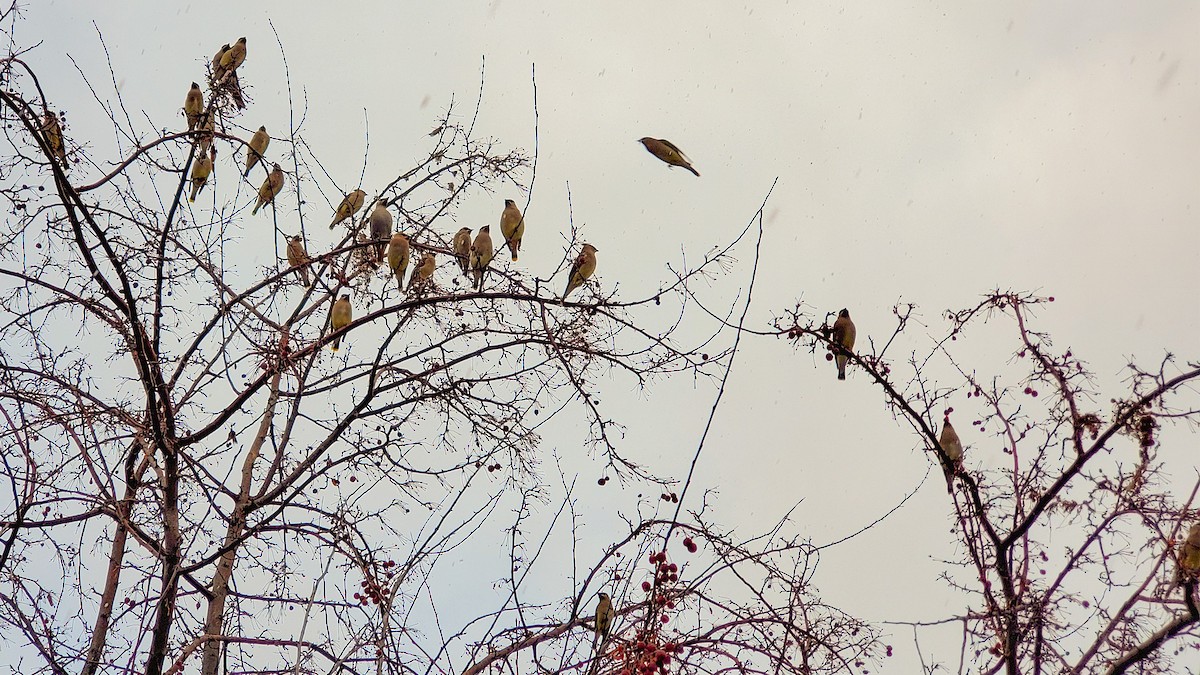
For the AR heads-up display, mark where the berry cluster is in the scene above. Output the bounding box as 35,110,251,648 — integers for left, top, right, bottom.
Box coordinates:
611,539,699,675
352,559,398,606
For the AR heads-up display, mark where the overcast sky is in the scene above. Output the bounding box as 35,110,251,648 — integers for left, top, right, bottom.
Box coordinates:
15,0,1200,671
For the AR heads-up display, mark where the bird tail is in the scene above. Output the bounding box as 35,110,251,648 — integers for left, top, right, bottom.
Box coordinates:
687,165,700,177
836,356,847,380
300,268,310,287
251,203,260,216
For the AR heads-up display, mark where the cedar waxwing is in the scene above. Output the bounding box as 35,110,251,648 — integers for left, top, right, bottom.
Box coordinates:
452,227,473,277
563,244,598,300
286,235,312,286
184,82,204,132
594,592,614,641
469,226,494,292
219,37,247,76
938,417,964,494
831,309,856,381
638,137,699,177
196,113,216,156
500,199,524,262
329,294,352,352
330,189,367,229
251,163,284,215
244,126,270,177
387,233,410,291
41,112,65,161
212,43,230,74
408,252,436,292
1179,523,1200,582
368,200,393,263
189,147,216,202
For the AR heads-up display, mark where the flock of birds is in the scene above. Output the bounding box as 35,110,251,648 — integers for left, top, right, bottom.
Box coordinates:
169,38,712,355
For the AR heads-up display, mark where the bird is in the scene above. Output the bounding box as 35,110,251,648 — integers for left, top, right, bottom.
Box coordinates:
386,233,410,291
452,227,473,277
831,309,856,381
286,235,312,286
563,244,598,300
184,83,204,131
329,294,352,352
41,112,65,161
938,417,964,493
408,252,436,292
243,126,269,177
211,43,230,75
499,199,524,262
219,37,247,77
196,113,216,156
188,147,215,202
594,592,614,643
368,200,393,263
469,226,494,292
1179,523,1200,583
251,163,284,215
330,189,367,229
638,137,699,176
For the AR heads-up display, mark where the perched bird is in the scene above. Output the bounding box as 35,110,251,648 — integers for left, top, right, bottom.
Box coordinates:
469,226,494,292
938,417,964,493
563,243,598,300
286,235,312,286
638,137,699,177
41,111,66,161
251,163,284,215
831,308,856,381
184,82,204,131
211,43,231,74
243,126,270,177
499,199,525,262
196,113,216,156
368,200,393,262
408,252,436,292
1178,523,1200,582
452,227,473,277
329,294,352,352
188,147,216,202
330,189,367,229
386,233,410,291
219,37,247,77
594,592,614,642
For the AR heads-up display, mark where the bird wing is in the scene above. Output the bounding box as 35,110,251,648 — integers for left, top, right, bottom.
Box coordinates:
657,138,691,163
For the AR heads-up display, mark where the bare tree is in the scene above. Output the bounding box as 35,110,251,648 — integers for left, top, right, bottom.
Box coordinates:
779,292,1200,674
0,16,883,675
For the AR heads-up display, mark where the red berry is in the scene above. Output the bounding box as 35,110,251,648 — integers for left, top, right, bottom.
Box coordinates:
642,581,652,592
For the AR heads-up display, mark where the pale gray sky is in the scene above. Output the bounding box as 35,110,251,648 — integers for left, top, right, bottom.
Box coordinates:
14,0,1200,671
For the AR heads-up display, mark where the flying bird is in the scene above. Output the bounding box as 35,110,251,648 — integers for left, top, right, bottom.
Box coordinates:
387,233,410,291
831,309,856,381
329,294,352,352
469,226,494,292
500,199,525,261
638,137,699,176
286,235,312,286
368,200,393,263
184,82,204,131
330,189,367,229
938,417,964,493
251,163,284,215
244,126,270,177
188,147,216,202
563,244,598,300
452,227,473,277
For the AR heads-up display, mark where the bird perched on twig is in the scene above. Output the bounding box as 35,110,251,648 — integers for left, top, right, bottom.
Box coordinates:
593,592,614,645
1178,523,1200,585
831,309,856,381
183,82,203,131
330,189,367,229
368,200,393,263
408,252,436,293
938,417,964,493
452,227,473,278
563,244,598,300
387,233,410,291
329,294,352,352
286,235,313,286
470,226,494,292
500,199,525,262
189,147,216,202
638,137,699,176
251,163,284,215
244,126,269,177
214,37,246,82
41,111,66,162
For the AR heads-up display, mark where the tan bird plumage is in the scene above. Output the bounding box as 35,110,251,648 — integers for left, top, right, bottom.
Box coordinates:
387,233,410,291
452,227,473,277
408,252,436,292
594,592,614,642
219,37,247,76
1179,523,1200,582
189,147,216,202
184,83,204,132
330,189,367,229
470,226,494,292
286,235,312,286
563,244,598,300
500,199,525,262
244,126,270,177
251,163,284,215
212,44,230,74
831,309,856,381
938,418,964,494
329,294,352,352
196,113,215,156
638,137,699,176
368,200,393,263
41,112,65,162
